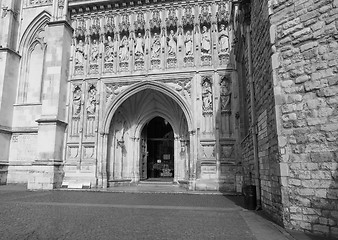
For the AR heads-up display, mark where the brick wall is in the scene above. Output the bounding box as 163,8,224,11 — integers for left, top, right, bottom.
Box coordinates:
235,0,283,224
270,0,338,237
251,0,283,224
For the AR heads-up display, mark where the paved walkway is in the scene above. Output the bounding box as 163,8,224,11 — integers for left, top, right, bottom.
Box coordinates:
0,184,333,240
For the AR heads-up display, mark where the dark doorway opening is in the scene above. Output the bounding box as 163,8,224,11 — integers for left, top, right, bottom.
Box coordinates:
143,117,174,181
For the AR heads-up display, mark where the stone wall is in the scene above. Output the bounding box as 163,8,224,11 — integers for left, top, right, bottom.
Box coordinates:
270,0,338,237
235,0,283,224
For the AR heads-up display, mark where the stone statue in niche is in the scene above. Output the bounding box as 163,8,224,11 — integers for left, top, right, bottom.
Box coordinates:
72,86,81,115
218,24,229,53
75,39,85,65
167,30,177,57
86,86,97,115
220,78,231,112
201,26,211,55
184,31,193,56
104,35,115,63
151,33,161,59
202,80,213,112
119,36,129,62
134,32,144,60
90,39,99,63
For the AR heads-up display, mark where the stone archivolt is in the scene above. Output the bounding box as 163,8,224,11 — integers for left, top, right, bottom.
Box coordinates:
69,0,231,76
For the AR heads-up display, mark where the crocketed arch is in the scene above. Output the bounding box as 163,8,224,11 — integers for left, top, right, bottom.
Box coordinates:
17,11,50,103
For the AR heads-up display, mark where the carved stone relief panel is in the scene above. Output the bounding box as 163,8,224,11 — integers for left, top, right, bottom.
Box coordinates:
200,140,216,160
82,144,95,160
67,144,80,160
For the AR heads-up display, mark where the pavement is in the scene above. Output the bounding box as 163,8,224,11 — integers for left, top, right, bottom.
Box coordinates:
0,184,334,240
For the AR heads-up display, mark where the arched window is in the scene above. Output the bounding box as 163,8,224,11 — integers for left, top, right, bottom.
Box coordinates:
25,41,45,103
17,11,50,104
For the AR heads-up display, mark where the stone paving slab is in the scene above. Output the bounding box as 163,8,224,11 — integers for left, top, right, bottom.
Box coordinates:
0,185,334,240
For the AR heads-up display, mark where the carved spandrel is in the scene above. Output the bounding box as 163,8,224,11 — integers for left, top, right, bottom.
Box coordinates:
106,83,129,106
163,79,191,103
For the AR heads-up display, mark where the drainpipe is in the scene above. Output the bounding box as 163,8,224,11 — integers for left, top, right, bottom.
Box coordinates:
244,11,262,210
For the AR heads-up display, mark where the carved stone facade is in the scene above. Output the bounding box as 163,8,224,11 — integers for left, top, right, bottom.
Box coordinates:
2,0,338,237
0,0,237,192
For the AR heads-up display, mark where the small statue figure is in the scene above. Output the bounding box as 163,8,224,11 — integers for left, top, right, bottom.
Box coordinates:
105,35,115,63
75,39,85,65
90,39,99,63
218,24,229,53
220,79,231,111
202,80,213,111
201,26,211,55
86,87,97,115
134,32,144,60
151,32,161,59
73,87,81,115
184,30,193,56
119,35,129,62
167,30,177,57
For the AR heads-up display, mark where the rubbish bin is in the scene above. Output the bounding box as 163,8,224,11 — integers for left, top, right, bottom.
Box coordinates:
243,185,256,210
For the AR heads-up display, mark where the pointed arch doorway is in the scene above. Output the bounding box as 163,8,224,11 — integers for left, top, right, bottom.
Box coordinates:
104,83,193,188
140,117,174,181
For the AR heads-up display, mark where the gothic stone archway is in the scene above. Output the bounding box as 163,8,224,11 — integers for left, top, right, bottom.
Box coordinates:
104,86,192,187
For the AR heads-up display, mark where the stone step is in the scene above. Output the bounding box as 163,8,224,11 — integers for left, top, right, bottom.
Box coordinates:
61,180,91,189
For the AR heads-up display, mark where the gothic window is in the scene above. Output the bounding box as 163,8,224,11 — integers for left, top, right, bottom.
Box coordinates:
25,41,45,103
17,12,49,104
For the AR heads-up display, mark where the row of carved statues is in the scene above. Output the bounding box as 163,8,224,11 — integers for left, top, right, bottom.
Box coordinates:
73,24,229,73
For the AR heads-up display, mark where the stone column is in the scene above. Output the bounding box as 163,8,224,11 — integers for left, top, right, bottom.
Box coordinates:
28,3,73,189
0,0,21,184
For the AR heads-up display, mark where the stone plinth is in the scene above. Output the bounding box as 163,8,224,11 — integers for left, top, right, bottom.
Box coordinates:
28,163,64,190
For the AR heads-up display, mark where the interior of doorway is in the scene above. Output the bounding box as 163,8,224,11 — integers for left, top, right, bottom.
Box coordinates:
141,117,174,181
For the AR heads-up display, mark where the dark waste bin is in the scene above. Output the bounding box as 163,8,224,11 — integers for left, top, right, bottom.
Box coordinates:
243,185,257,210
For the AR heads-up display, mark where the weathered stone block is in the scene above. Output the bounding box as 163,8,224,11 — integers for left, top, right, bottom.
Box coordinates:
313,224,330,233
